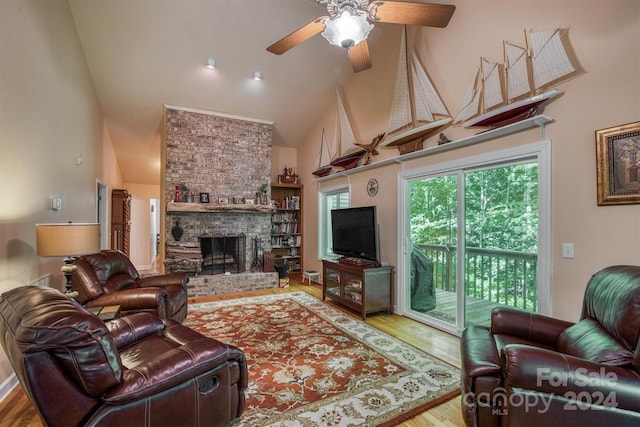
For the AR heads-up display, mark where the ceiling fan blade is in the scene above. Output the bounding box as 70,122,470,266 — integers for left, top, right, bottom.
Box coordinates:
369,2,455,27
266,17,327,55
348,40,372,73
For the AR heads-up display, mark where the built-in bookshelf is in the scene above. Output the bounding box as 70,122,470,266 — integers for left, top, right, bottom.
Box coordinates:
270,183,303,273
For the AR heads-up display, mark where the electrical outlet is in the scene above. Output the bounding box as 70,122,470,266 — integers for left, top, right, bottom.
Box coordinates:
52,198,62,211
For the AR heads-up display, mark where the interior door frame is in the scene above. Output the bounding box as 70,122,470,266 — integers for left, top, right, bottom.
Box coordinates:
96,180,108,249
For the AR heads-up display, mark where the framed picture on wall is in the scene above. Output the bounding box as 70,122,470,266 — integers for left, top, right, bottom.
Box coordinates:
596,121,640,205
218,196,229,205
199,193,209,203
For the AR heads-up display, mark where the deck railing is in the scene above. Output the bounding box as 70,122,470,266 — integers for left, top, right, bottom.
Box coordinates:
415,243,538,311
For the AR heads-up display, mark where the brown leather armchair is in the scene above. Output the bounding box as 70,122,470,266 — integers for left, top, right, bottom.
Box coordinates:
72,249,188,322
0,286,247,427
460,265,640,427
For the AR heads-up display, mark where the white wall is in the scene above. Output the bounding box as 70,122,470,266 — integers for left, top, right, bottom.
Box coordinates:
272,146,298,184
0,0,123,396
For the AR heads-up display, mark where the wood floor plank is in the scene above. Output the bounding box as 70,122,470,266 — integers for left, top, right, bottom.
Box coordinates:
0,279,464,426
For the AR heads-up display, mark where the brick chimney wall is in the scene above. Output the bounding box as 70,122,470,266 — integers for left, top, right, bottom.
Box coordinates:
163,106,273,273
164,107,272,202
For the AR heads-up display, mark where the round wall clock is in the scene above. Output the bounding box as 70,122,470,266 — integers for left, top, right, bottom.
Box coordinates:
367,178,379,197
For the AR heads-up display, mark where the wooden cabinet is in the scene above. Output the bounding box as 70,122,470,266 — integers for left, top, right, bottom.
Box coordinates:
111,189,131,256
322,260,393,319
270,183,303,273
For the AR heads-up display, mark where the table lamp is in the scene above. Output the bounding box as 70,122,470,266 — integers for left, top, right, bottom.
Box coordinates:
36,223,101,294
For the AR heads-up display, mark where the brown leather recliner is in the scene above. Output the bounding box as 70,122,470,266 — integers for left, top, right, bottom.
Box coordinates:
0,286,247,427
460,265,640,427
72,249,188,322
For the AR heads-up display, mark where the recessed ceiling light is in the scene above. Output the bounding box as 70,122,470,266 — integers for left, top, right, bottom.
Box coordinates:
205,58,216,69
252,71,263,81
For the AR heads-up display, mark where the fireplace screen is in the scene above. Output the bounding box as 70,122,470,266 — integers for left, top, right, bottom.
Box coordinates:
199,233,246,274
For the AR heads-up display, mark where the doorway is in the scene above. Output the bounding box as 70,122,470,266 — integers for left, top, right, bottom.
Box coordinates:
96,181,108,249
150,199,160,269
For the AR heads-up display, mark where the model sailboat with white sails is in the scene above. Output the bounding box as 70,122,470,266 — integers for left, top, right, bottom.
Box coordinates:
380,27,452,153
455,28,581,128
312,128,334,177
329,88,366,170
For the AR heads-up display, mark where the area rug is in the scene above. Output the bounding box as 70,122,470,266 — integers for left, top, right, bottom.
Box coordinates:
184,292,460,426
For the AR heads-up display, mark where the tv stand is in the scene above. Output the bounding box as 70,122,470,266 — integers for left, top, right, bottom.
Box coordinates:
322,260,393,320
337,257,380,268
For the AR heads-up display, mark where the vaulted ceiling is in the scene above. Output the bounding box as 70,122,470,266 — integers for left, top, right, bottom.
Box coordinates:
68,0,407,185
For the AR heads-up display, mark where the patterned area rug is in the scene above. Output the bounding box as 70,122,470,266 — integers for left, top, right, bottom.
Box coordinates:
184,292,460,426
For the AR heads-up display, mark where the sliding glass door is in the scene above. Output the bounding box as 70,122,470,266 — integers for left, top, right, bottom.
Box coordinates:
407,174,459,327
399,142,551,334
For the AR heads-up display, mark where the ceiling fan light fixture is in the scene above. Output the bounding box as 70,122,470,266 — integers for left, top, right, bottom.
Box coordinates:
252,71,263,81
205,58,216,69
321,10,373,49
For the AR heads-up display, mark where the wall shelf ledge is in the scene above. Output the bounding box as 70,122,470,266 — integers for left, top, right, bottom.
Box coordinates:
313,115,552,182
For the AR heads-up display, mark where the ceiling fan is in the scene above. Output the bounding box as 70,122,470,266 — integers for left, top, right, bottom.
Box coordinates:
266,1,455,73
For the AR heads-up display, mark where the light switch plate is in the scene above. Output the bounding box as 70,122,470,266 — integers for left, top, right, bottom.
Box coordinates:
562,243,574,259
52,198,62,210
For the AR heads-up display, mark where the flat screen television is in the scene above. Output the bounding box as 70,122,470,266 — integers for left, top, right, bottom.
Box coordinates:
331,206,380,265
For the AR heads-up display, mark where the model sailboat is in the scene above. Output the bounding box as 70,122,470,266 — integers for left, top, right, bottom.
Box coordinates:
312,128,334,177
380,27,452,154
455,28,581,128
329,88,366,170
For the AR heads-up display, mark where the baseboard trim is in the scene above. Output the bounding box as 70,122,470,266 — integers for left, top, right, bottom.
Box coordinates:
0,373,18,403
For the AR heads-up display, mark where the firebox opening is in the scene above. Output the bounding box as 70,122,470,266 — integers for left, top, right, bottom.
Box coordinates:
199,233,246,275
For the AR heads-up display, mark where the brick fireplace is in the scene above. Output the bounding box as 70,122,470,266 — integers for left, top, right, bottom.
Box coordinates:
163,106,278,295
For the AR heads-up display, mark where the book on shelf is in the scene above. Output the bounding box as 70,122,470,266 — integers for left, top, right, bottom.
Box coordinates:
271,222,299,234
272,211,299,222
271,235,301,247
277,196,300,210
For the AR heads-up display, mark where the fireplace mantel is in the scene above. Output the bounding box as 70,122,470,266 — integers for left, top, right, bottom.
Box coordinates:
167,202,275,214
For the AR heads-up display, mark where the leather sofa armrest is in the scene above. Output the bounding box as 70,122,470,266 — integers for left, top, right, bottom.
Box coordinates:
86,287,169,311
137,272,188,288
503,344,640,413
103,338,245,404
460,325,502,395
461,325,502,377
491,307,573,348
106,313,167,349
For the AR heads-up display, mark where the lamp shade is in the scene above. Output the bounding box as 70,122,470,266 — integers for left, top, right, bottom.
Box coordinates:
36,223,101,257
321,11,373,48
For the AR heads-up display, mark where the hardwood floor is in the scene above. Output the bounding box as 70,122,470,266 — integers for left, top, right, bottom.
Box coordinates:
0,278,464,427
